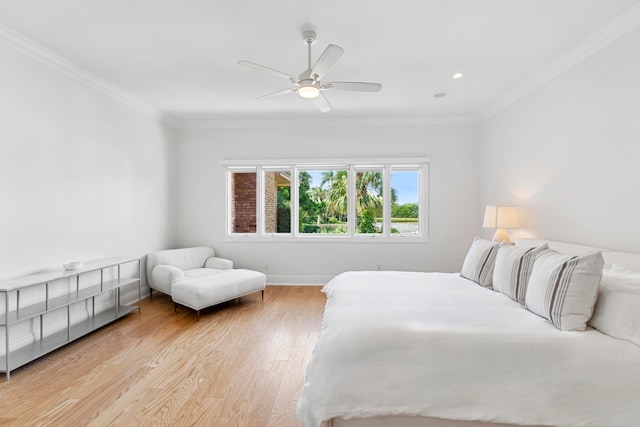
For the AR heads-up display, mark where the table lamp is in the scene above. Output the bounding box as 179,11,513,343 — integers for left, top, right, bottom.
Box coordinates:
483,205,520,242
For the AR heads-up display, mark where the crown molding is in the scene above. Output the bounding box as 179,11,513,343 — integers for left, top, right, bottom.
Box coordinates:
175,114,481,129
0,21,478,130
0,22,173,125
6,2,637,130
479,2,640,120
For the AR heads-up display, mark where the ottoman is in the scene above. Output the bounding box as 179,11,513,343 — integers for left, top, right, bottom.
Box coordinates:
171,269,266,320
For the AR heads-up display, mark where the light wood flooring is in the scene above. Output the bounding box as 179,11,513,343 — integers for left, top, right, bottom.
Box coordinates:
0,285,326,426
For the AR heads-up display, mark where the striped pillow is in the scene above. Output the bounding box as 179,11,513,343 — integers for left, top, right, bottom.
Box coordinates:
460,238,499,287
525,249,604,331
493,242,548,305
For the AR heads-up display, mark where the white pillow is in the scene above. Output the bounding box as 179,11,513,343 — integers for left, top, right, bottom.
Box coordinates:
589,271,640,347
493,242,548,305
460,237,499,288
525,249,604,331
610,263,639,275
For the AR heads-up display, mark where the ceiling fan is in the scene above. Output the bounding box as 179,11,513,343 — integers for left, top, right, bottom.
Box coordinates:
238,31,382,113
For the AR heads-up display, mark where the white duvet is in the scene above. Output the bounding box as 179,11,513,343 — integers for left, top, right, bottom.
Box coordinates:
297,271,640,427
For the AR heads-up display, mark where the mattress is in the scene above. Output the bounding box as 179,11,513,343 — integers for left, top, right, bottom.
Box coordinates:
297,270,640,427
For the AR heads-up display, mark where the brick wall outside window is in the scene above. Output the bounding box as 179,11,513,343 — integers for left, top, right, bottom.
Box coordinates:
264,172,277,233
231,172,256,233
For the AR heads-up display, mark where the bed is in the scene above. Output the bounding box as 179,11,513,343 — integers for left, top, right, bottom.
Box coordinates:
296,239,640,427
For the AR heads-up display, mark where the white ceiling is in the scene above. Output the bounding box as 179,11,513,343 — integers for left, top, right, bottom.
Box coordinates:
1,0,639,125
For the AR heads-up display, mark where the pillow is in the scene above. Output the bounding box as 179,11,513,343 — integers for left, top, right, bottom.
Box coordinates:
610,263,639,275
589,271,640,347
460,237,499,287
493,242,549,305
525,249,604,331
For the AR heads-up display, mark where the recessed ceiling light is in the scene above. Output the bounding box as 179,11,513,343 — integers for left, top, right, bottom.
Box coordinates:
433,92,448,98
452,72,463,79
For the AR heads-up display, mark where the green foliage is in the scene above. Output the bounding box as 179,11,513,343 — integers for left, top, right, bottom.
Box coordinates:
391,203,418,218
276,170,419,235
301,224,320,233
277,207,290,232
357,209,376,234
296,170,413,234
301,223,347,234
322,170,349,219
390,218,419,223
277,187,291,232
298,171,320,229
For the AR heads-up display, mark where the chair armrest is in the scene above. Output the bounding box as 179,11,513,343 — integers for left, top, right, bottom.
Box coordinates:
151,265,185,291
205,256,233,270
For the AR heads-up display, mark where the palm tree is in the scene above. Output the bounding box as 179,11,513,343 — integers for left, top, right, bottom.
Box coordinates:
320,170,383,219
322,171,349,220
308,186,327,225
355,171,382,215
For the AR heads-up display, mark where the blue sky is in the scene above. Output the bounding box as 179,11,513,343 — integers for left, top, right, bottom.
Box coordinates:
391,171,419,205
305,170,418,205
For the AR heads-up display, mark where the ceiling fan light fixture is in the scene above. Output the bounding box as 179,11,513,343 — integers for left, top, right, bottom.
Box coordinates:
298,84,320,99
238,30,381,112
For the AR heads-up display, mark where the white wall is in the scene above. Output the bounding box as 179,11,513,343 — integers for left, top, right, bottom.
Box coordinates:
480,27,640,252
174,123,480,283
0,42,175,280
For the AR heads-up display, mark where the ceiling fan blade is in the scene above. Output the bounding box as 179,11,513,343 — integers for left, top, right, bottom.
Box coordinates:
256,88,294,101
238,60,295,81
312,93,332,113
323,82,382,92
311,44,344,79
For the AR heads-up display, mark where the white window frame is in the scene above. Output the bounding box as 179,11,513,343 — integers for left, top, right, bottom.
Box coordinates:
221,158,429,243
260,166,293,236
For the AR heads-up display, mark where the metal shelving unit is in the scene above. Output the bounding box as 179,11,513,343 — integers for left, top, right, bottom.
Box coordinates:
0,257,141,380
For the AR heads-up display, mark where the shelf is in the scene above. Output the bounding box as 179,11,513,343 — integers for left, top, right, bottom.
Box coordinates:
0,257,140,292
0,306,138,373
0,256,141,379
1,278,140,326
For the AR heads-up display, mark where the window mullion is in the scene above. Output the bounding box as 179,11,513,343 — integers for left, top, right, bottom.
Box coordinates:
420,165,428,237
256,166,264,237
225,168,232,235
292,166,300,237
383,164,391,237
348,165,356,237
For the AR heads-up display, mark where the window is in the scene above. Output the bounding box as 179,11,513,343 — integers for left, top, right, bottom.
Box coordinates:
262,168,291,234
391,168,420,236
229,169,257,234
298,169,349,235
355,168,384,235
224,158,429,241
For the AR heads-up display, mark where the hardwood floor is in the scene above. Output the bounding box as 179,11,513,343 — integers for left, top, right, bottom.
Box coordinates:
0,286,326,426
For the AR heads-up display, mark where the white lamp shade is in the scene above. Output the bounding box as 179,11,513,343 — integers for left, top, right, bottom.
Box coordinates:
483,205,520,229
483,206,497,228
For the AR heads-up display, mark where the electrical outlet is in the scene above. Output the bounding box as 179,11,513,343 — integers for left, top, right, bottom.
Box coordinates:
264,263,269,271
377,264,382,271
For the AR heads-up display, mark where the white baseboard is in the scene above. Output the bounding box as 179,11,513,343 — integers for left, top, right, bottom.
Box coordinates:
0,313,87,355
120,285,150,304
265,275,333,286
0,292,148,356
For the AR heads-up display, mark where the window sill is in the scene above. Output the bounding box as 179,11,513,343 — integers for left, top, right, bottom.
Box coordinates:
223,234,429,243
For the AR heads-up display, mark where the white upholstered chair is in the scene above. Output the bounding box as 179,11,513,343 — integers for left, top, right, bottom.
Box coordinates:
146,247,266,320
